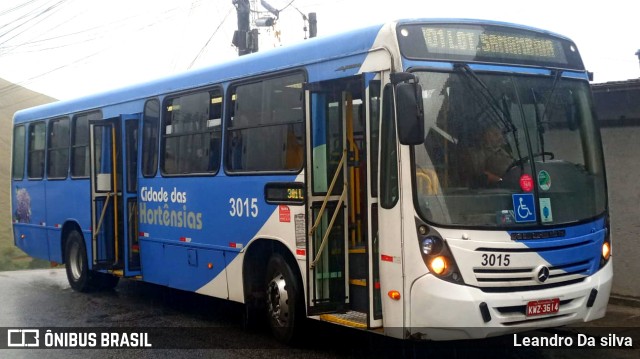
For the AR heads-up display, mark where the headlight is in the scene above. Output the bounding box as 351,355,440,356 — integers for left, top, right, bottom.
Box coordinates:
421,236,442,256
415,220,464,284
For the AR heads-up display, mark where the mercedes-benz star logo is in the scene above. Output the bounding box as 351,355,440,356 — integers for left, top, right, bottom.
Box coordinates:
535,265,550,283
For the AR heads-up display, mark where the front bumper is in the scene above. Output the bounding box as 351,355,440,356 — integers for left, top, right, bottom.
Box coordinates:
407,260,612,340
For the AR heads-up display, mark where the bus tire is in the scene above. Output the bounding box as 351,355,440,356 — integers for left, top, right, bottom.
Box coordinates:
241,300,264,331
64,230,95,292
265,253,301,343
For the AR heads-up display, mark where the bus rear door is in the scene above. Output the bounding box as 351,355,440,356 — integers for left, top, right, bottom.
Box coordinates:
89,114,140,275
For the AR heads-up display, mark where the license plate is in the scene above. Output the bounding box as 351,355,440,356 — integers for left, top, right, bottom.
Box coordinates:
526,298,560,317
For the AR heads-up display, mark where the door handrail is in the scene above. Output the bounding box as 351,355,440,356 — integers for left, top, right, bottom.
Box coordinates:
308,149,347,270
308,149,347,237
310,186,346,269
93,192,113,242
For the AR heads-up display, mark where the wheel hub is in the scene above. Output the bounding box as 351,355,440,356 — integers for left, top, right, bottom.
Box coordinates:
266,273,289,327
69,241,83,280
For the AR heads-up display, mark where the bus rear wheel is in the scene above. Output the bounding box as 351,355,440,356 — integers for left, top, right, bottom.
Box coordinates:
64,230,119,291
64,230,93,292
265,253,301,343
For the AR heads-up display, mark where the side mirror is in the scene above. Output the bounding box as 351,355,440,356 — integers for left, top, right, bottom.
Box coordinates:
396,82,425,145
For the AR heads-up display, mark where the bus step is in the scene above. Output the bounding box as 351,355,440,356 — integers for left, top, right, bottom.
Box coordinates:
108,269,124,277
349,280,368,312
319,311,367,329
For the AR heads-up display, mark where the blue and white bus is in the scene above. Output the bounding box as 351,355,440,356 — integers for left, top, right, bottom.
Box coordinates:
11,19,612,342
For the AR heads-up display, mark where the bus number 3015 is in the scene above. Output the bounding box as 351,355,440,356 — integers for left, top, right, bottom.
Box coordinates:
481,253,511,267
229,198,259,218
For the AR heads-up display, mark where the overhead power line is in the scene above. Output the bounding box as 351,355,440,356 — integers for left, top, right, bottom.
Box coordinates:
189,6,234,69
0,0,70,47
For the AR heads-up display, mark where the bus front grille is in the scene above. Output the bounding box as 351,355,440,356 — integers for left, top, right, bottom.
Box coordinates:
472,259,592,289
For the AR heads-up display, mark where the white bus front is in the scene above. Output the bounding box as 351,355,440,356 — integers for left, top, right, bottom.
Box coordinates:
379,22,612,340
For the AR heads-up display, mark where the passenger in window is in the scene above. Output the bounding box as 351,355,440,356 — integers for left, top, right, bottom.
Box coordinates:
468,125,514,187
208,138,220,172
229,130,244,170
285,125,303,169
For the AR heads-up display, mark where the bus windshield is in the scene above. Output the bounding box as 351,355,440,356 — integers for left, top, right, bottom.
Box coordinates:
412,70,607,228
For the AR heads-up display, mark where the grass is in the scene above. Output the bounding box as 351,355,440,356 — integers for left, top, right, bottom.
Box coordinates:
0,228,50,271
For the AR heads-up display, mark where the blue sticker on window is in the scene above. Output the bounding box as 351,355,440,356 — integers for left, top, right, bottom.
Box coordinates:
512,194,536,223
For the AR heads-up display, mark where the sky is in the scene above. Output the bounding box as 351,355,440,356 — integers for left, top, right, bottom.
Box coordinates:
0,0,638,100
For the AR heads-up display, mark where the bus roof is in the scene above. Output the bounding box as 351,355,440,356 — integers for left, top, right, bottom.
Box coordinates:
12,22,385,124
12,18,575,124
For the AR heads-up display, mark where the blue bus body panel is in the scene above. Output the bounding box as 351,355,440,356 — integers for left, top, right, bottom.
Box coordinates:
137,173,297,291
46,180,91,262
12,179,91,263
12,181,48,260
11,20,381,286
510,218,606,277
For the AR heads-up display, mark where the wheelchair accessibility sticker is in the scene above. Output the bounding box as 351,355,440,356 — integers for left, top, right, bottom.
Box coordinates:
512,194,536,223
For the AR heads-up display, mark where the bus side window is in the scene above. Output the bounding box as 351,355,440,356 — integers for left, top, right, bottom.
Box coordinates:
226,73,305,172
142,99,160,177
12,125,26,180
71,112,101,178
161,89,221,175
47,117,70,179
27,122,46,180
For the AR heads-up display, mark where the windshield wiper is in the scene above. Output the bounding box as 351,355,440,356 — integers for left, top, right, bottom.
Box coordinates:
540,70,563,124
531,70,563,163
453,63,524,164
531,89,546,162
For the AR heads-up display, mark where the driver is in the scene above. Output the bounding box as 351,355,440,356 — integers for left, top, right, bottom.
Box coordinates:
470,125,514,186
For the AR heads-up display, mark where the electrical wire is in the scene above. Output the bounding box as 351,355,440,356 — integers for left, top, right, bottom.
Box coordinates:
2,2,182,55
0,0,41,18
0,0,70,47
0,1,237,97
188,6,234,69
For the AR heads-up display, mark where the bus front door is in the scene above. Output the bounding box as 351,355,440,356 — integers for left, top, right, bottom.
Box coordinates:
89,115,140,274
305,74,382,328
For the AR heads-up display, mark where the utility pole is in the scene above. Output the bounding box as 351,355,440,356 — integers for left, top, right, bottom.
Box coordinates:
232,0,257,56
636,49,640,70
232,0,318,56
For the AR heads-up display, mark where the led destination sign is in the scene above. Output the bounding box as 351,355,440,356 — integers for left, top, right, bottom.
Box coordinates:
423,27,558,60
398,24,584,70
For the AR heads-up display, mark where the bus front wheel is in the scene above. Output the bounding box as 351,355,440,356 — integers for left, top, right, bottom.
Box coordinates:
265,253,301,343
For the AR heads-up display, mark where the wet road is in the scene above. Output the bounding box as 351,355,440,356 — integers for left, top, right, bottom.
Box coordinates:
0,269,638,358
